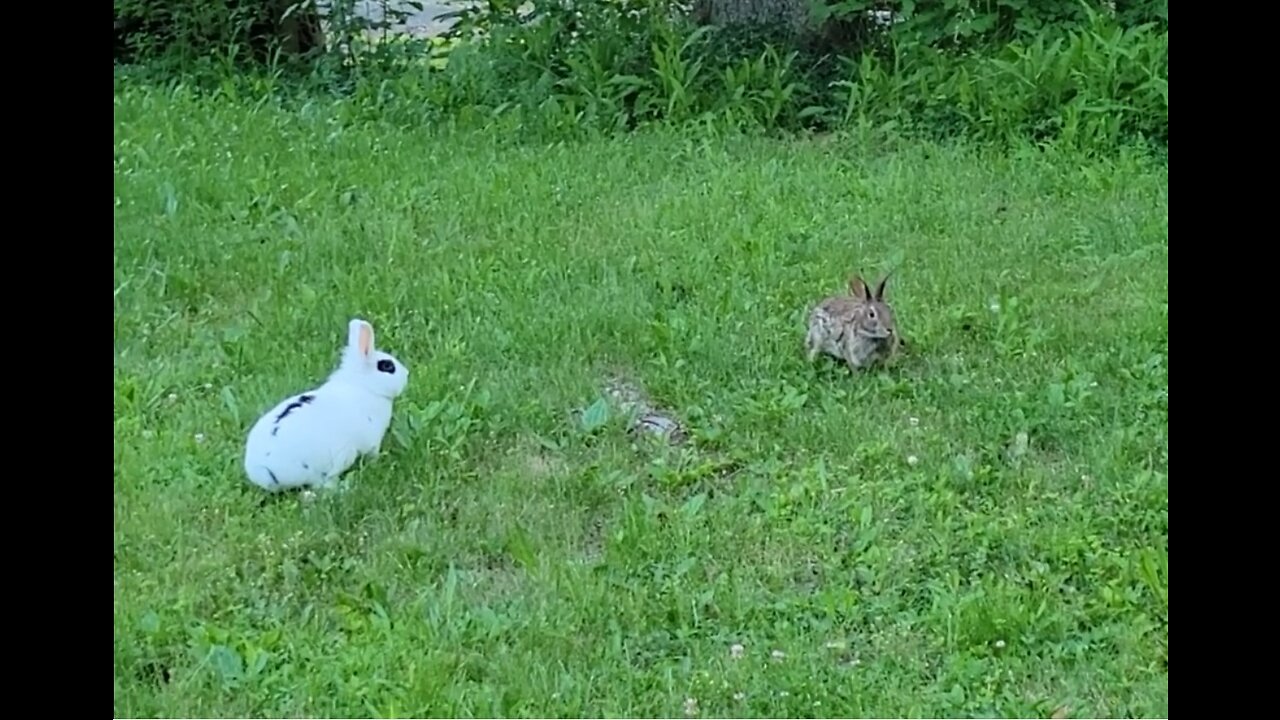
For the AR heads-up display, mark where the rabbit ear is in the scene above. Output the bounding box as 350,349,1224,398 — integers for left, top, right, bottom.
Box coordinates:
849,275,869,300
347,319,375,360
873,272,891,300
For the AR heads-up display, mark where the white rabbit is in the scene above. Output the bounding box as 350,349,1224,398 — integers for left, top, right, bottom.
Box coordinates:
243,318,409,492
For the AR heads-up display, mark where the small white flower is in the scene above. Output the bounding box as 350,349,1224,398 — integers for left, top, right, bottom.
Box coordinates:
683,697,698,716
907,455,919,466
167,393,178,402
994,639,1006,649
194,433,205,444
771,649,786,660
989,302,1001,312
733,691,746,701
730,643,745,659
779,690,790,698
908,416,920,426
300,490,317,502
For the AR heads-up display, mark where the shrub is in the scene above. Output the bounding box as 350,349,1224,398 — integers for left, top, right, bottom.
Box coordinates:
113,0,1169,154
113,0,329,68
418,0,1167,148
831,7,1168,149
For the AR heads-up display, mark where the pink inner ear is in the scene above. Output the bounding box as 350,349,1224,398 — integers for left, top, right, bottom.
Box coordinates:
358,324,373,356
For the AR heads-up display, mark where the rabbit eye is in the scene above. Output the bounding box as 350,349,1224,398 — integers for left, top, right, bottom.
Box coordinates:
868,308,877,319
376,359,396,374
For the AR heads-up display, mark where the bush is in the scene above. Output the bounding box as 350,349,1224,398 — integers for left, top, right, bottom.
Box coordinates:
831,8,1168,149
114,0,330,69
113,0,1169,154
411,0,1166,149
815,0,1167,53
112,0,441,71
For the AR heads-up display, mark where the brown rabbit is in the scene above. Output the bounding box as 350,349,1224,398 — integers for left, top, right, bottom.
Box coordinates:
805,273,902,372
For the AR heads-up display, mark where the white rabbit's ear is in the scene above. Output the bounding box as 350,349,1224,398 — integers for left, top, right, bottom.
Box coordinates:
347,319,375,360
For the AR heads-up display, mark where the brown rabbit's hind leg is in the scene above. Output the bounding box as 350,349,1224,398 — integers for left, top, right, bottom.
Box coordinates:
804,318,825,362
805,332,821,362
840,335,880,375
840,341,866,374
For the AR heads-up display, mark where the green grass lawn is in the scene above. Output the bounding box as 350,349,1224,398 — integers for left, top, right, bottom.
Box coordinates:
113,85,1169,718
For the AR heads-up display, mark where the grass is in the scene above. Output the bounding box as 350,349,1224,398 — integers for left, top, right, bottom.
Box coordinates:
113,84,1169,718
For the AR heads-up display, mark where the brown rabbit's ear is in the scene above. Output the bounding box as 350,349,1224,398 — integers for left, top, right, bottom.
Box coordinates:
849,275,869,300
873,272,891,300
